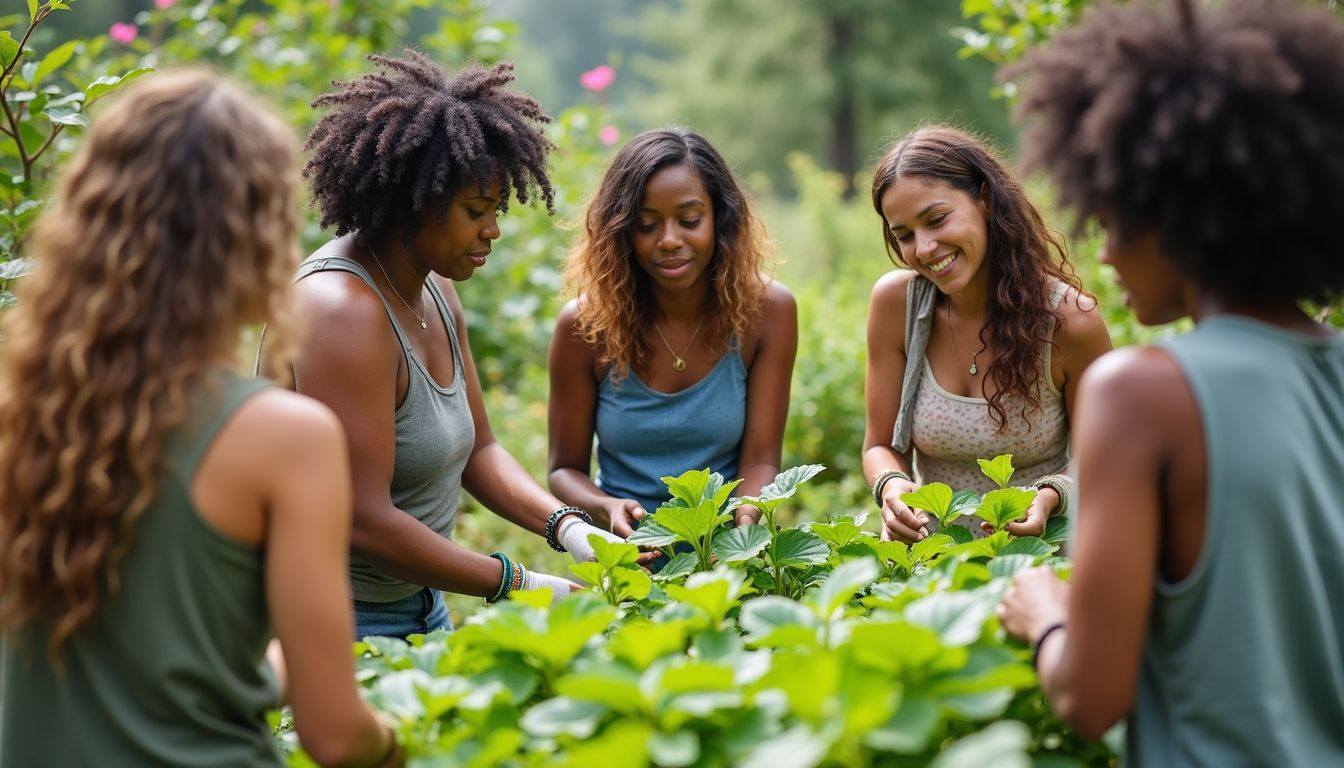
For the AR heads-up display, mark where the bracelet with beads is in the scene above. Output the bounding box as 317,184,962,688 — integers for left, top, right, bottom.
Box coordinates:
870,468,914,508
544,505,592,552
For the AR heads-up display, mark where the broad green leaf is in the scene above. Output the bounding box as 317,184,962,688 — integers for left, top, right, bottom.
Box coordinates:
83,67,154,105
627,519,677,548
976,454,1017,489
772,528,829,567
945,530,1011,560
739,596,818,644
691,627,743,662
739,724,831,768
911,532,955,564
648,731,699,767
712,522,770,562
976,487,1037,529
518,696,606,738
864,693,940,754
928,720,1031,768
27,0,37,23
31,40,78,89
1000,536,1056,558
807,514,866,549
550,722,650,768
18,122,44,155
662,568,750,625
366,669,433,719
651,552,697,582
987,553,1036,579
900,482,953,522
0,32,18,71
568,561,604,586
470,665,537,705
589,533,640,568
863,539,913,572
942,523,975,545
608,619,689,670
42,106,88,127
612,567,653,603
1043,515,1071,545
753,463,826,501
904,590,995,646
653,499,731,545
660,467,714,507
556,665,644,713
808,556,879,618
658,659,736,694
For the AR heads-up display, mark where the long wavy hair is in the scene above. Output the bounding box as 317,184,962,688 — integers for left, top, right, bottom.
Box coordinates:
0,70,301,654
871,125,1085,430
564,127,772,381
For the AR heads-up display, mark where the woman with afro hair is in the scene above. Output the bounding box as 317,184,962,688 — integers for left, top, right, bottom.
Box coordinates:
264,51,619,640
998,0,1344,763
548,128,797,548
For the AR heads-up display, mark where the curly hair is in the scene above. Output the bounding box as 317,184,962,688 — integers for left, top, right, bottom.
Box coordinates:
565,127,772,381
304,50,556,245
0,70,301,655
1008,0,1344,306
871,125,1086,430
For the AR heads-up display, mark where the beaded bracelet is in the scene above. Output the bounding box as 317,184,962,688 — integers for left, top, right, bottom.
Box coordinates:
1032,621,1066,672
487,552,513,603
1032,474,1073,517
870,468,914,508
544,505,592,552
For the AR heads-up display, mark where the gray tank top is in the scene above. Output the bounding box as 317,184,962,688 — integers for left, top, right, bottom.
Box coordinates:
1128,315,1344,766
295,255,475,602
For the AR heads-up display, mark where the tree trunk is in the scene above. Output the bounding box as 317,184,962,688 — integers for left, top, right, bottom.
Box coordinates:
827,12,858,200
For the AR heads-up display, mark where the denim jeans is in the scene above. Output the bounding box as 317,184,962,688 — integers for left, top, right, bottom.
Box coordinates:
353,587,451,641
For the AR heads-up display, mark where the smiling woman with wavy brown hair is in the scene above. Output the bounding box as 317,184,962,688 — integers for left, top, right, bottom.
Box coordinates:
0,70,401,767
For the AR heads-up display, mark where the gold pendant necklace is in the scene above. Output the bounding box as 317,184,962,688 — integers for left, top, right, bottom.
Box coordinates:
370,247,428,329
944,301,983,376
653,318,705,372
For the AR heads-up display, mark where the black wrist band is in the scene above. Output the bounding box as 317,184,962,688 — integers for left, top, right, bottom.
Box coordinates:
544,505,591,552
1032,622,1066,672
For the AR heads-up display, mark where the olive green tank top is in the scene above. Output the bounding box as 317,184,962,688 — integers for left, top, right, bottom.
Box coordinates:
1128,316,1344,767
0,368,281,766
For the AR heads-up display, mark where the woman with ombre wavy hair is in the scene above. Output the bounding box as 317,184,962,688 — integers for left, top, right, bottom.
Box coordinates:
862,125,1112,544
549,128,797,553
0,71,402,767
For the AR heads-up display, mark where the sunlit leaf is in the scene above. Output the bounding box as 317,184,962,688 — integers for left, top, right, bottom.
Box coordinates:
712,523,770,562
976,454,1017,489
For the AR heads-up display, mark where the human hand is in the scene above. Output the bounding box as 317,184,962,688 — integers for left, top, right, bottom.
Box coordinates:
560,515,658,567
519,568,585,605
735,503,762,527
879,479,929,543
606,498,647,538
996,565,1069,644
980,486,1055,537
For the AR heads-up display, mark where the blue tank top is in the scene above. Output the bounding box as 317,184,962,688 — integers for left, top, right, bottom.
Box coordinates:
1128,315,1344,767
594,348,748,513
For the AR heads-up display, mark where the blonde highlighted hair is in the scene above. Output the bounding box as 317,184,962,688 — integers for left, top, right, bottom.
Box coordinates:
563,128,772,380
0,70,301,653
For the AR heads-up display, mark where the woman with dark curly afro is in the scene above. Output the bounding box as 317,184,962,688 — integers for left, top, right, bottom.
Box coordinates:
998,0,1344,762
547,128,797,554
863,126,1112,543
263,51,619,640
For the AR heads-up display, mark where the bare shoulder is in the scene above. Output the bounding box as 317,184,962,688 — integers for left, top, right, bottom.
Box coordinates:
759,277,797,315
1055,286,1113,356
429,275,466,323
1078,346,1186,417
231,388,345,457
551,297,598,362
294,267,398,366
870,268,916,313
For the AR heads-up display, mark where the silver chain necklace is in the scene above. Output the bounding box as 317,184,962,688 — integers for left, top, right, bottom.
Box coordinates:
369,247,427,329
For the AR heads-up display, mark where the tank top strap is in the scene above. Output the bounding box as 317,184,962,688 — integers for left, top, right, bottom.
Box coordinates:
169,368,271,481
423,277,466,382
294,254,419,361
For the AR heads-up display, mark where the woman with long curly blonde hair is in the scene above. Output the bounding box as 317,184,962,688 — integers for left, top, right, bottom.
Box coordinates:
549,128,797,554
0,71,401,767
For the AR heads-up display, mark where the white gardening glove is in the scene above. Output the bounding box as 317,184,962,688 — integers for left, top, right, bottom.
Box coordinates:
520,568,581,605
558,515,624,563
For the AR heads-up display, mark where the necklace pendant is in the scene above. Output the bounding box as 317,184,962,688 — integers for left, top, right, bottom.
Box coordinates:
969,362,978,375
673,357,686,372
420,320,427,329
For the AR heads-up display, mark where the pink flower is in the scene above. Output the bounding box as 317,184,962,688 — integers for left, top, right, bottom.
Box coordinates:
108,22,138,45
579,64,616,93
154,0,176,9
599,125,620,146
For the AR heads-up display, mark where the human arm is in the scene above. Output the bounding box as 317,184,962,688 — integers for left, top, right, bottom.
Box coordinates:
733,281,798,525
280,271,528,596
860,270,929,543
546,300,647,537
998,347,1177,738
254,394,403,767
436,279,616,561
